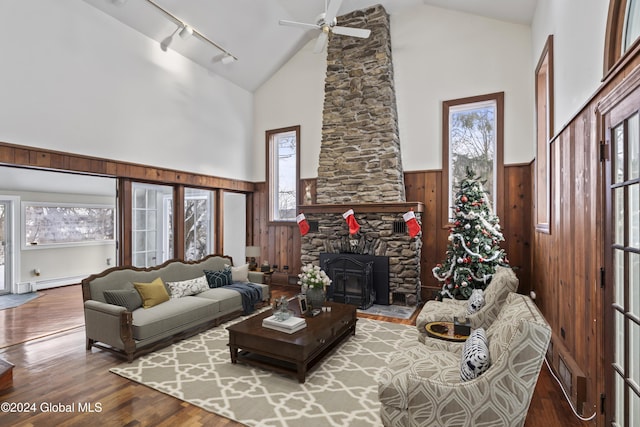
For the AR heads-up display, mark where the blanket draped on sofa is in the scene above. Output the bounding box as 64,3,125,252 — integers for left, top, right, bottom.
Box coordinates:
224,283,263,314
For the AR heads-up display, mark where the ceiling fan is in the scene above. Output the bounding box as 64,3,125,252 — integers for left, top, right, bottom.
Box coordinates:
279,0,371,53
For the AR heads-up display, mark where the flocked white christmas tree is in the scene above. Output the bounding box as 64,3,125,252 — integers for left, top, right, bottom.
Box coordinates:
433,168,509,300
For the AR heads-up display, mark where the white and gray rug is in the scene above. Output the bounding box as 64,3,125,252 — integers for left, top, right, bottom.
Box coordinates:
110,316,418,427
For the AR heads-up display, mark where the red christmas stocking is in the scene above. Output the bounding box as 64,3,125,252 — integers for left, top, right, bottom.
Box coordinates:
403,210,421,237
343,209,360,235
297,213,310,236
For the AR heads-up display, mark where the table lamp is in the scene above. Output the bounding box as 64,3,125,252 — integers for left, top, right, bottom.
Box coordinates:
245,246,261,271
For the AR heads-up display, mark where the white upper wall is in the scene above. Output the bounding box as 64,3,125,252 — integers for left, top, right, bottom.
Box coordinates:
0,0,254,181
254,4,534,178
532,0,609,131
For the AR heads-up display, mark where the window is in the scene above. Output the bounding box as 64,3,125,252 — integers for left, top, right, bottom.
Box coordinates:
442,92,504,226
267,126,300,222
184,188,215,261
132,183,173,267
535,35,554,233
23,203,114,247
605,0,640,76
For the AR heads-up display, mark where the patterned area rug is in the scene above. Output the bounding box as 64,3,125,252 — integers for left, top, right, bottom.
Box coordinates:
110,316,417,427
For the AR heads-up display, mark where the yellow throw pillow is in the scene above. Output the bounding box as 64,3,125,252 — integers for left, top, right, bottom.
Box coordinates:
133,277,170,308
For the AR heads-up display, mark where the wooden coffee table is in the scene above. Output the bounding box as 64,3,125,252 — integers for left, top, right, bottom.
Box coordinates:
227,301,357,383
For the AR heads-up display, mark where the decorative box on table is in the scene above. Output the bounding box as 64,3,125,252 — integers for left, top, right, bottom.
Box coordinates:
453,316,471,336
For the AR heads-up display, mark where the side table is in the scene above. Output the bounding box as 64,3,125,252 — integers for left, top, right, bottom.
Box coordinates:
424,321,469,342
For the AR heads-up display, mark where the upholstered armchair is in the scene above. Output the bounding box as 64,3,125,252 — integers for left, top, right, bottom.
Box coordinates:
416,266,519,343
378,292,551,427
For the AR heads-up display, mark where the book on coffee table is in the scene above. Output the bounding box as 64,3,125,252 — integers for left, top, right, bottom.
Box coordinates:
262,315,306,333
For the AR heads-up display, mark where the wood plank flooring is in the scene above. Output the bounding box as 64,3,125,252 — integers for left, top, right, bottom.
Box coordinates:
0,285,594,426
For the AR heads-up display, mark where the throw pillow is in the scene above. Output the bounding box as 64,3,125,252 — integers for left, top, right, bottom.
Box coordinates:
460,327,491,381
204,269,232,288
225,263,249,282
166,275,209,298
467,288,485,314
133,277,170,308
103,288,142,312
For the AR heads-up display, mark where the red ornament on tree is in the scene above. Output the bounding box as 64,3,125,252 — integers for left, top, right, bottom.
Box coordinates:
461,195,468,203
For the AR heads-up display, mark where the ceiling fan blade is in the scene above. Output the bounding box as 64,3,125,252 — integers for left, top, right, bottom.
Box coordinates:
325,0,344,24
332,26,371,38
313,32,328,53
279,19,320,31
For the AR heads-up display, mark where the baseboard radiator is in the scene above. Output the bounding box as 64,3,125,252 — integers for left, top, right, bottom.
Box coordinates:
15,275,86,294
546,335,588,416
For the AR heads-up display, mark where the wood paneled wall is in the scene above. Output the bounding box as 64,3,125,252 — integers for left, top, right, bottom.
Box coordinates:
251,165,532,300
532,104,602,418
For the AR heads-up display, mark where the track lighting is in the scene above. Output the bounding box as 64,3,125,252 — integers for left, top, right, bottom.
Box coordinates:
145,0,238,62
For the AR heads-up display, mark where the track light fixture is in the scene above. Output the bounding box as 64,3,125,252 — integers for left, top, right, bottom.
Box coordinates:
144,0,237,62
160,25,180,52
221,54,236,65
179,25,193,39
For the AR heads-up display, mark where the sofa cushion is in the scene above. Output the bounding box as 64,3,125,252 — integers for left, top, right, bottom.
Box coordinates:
226,263,249,282
467,289,485,314
133,277,170,308
166,275,209,298
196,287,243,313
103,288,142,312
131,296,220,341
460,327,491,381
204,269,232,288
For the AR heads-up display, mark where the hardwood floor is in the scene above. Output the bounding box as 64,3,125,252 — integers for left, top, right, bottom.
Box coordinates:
0,285,594,426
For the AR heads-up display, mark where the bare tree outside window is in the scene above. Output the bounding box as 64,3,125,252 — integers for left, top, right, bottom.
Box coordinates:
442,92,504,226
184,188,214,261
24,204,114,246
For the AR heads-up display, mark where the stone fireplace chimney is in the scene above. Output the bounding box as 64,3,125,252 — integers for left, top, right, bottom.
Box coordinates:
300,5,423,306
317,5,405,204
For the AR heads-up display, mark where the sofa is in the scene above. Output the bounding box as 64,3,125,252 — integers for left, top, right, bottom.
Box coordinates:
415,266,519,342
378,292,551,427
82,254,270,362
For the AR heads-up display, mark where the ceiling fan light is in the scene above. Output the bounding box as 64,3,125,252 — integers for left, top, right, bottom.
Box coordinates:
179,25,193,39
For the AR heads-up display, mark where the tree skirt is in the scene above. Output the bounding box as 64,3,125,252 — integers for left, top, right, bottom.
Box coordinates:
110,316,418,427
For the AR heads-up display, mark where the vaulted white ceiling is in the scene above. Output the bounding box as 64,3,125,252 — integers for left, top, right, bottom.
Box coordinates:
83,0,537,92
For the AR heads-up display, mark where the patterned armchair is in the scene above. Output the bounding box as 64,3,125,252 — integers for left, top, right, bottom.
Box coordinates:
416,266,519,343
378,293,551,427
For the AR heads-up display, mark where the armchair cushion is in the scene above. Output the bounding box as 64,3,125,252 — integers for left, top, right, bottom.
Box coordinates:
466,289,485,314
460,327,490,381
